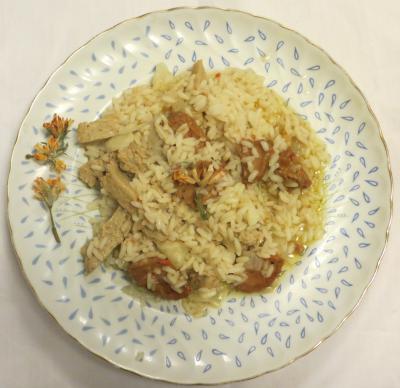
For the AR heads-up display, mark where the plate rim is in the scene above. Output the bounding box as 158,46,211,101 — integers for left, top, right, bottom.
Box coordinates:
7,6,393,385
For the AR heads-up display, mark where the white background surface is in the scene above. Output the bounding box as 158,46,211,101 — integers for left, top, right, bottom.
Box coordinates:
1,0,399,387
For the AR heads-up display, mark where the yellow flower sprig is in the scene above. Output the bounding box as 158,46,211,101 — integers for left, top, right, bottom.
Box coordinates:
33,177,66,243
26,136,67,173
43,114,73,139
26,114,72,243
26,114,73,173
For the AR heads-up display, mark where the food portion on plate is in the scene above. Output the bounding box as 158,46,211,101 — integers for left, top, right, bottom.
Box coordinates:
77,60,329,316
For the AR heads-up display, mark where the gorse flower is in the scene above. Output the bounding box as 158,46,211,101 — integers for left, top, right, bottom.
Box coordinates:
33,176,65,242
33,176,65,205
27,114,72,243
54,159,67,173
27,136,67,172
26,114,72,173
32,136,58,159
43,114,73,140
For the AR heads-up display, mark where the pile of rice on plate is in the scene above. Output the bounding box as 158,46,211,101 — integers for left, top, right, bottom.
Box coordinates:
77,60,330,317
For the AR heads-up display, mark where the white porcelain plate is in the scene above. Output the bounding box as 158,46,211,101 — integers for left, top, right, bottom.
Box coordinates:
8,7,392,384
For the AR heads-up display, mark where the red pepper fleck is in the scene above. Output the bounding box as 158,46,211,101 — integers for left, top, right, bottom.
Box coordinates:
158,258,172,266
215,72,221,79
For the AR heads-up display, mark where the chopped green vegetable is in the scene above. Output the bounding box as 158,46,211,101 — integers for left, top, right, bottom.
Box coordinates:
194,191,209,220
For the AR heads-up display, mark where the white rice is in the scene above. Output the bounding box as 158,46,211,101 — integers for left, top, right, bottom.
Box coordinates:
82,63,330,317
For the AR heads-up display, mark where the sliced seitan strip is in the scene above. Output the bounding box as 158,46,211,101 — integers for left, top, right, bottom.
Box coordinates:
192,60,207,89
85,207,131,273
100,160,138,213
77,116,135,144
117,142,150,175
78,158,106,188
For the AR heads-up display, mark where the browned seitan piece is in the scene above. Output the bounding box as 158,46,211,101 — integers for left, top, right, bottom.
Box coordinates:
127,257,192,300
238,140,271,184
235,256,283,293
192,60,207,89
168,111,205,139
100,160,138,213
175,184,196,209
117,142,149,175
85,207,131,273
78,158,106,188
172,160,224,209
277,148,311,189
77,116,133,144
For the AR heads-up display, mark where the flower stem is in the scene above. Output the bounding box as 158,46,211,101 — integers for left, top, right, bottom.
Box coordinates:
48,205,61,243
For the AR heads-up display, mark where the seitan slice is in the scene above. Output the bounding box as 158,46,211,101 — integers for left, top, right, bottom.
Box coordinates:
77,116,135,144
117,142,149,175
192,60,207,89
100,160,138,213
85,207,131,273
78,158,106,188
